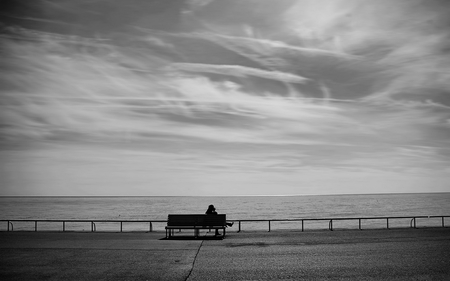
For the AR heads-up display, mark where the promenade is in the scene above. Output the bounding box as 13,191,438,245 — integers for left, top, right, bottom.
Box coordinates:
1,228,449,280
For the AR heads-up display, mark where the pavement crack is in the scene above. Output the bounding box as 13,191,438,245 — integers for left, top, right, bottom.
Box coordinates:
184,237,204,281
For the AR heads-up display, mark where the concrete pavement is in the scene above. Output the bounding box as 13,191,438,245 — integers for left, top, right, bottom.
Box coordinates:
190,229,450,280
0,232,200,280
1,228,449,280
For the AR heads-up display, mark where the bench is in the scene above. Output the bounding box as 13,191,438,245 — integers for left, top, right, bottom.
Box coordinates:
165,214,227,238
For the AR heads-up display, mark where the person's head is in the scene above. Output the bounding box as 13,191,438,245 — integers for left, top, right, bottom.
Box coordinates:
207,204,215,212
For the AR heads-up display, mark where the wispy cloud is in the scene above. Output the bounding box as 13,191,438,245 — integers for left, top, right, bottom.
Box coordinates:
282,0,450,105
168,63,309,84
1,0,449,195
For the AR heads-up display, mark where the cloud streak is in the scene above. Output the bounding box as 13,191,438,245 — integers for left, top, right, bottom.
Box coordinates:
168,62,310,84
1,0,449,195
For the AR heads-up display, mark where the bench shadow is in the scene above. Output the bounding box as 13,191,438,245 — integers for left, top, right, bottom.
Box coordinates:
159,236,224,240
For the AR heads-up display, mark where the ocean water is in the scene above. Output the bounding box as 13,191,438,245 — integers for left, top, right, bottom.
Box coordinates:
1,193,449,232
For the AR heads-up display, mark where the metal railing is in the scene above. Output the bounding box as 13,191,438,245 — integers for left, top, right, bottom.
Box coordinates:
232,215,449,232
1,216,448,232
0,219,166,232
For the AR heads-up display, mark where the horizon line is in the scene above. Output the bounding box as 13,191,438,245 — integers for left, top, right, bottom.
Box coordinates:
1,191,449,198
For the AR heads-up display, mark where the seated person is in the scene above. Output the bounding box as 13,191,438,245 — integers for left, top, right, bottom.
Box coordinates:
205,205,234,236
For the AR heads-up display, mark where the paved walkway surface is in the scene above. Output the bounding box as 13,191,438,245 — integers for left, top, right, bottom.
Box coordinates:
1,228,449,280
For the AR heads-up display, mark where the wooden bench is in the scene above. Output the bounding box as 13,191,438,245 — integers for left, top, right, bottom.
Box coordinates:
165,214,227,238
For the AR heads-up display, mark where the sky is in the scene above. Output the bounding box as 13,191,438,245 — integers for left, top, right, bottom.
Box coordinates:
1,0,450,196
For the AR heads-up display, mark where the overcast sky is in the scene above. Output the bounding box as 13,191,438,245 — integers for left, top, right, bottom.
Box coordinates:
1,0,450,196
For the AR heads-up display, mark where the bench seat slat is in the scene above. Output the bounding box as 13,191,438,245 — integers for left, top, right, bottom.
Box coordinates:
165,226,225,229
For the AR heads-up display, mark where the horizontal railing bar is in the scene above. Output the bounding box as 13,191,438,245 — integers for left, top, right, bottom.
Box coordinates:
0,219,167,222
228,215,450,222
1,216,449,223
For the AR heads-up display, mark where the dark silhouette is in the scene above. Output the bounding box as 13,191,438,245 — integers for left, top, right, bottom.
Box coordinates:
206,204,218,215
205,204,233,236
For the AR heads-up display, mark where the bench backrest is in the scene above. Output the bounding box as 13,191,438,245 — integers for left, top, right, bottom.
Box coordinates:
167,214,226,227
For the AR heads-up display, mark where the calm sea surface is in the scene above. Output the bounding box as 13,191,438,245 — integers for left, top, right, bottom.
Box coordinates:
1,193,449,231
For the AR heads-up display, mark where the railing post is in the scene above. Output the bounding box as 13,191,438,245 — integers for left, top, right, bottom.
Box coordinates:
120,222,123,232
238,221,241,232
442,217,445,228
329,220,333,231
150,222,153,232
302,220,304,232
63,221,65,232
387,218,389,230
410,218,416,228
268,221,271,232
359,219,362,230
35,221,38,232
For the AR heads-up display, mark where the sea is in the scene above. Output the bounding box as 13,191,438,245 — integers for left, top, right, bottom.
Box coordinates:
1,193,449,232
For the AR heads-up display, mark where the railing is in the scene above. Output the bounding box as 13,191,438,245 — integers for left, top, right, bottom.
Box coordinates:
232,215,449,232
1,216,448,232
0,219,166,232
